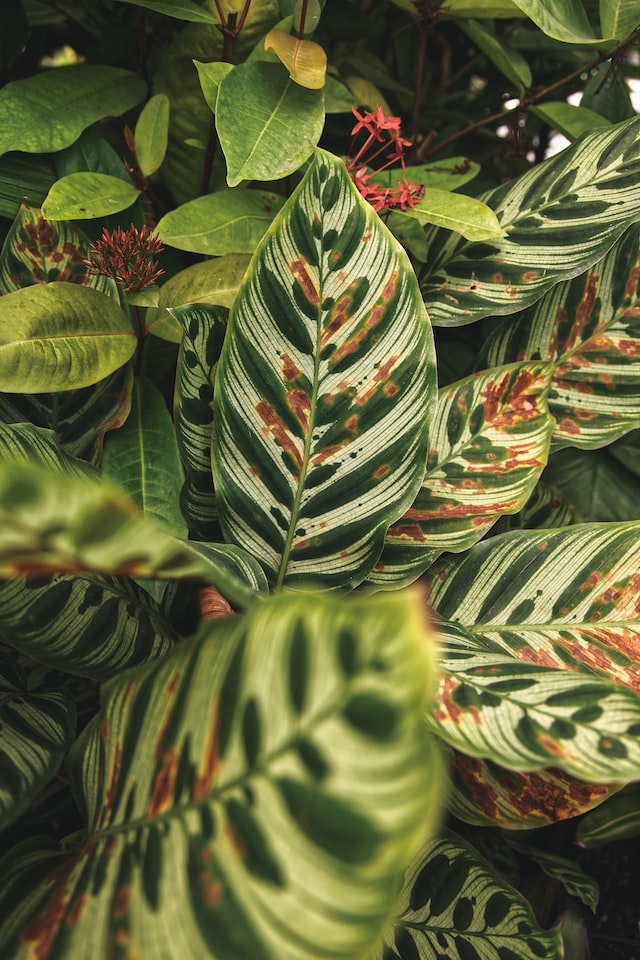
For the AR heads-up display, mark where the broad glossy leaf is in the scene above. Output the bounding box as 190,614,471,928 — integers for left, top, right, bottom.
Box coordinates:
41,172,140,220
510,0,600,42
216,61,325,186
427,524,640,781
213,150,436,588
0,589,442,960
371,363,553,586
544,446,640,521
577,782,640,846
403,188,505,242
0,650,75,831
102,377,187,539
173,304,227,541
449,752,619,829
0,66,146,157
134,94,170,177
599,0,640,38
420,116,640,326
0,462,263,610
156,190,285,255
0,283,136,392
477,224,640,448
0,205,116,296
531,101,611,139
0,362,134,464
263,29,327,89
114,0,219,20
373,830,562,960
146,254,250,342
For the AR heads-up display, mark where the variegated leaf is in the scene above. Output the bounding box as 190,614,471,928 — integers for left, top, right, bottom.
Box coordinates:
212,149,436,588
0,462,264,611
427,524,640,781
172,303,227,540
0,589,442,960
449,751,619,829
577,782,640,847
0,422,96,479
420,116,640,326
506,839,599,911
0,204,116,297
372,830,562,960
477,223,640,448
370,363,553,586
0,650,75,831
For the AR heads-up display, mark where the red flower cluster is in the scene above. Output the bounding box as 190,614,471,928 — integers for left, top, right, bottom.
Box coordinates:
346,107,424,213
83,224,164,293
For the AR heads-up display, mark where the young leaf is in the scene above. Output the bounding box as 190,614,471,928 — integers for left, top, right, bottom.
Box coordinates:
0,66,146,158
216,61,324,186
428,524,640,781
0,283,136,392
102,377,187,539
156,190,285,255
372,830,562,960
0,589,442,960
402,188,505,241
421,116,640,325
172,303,227,541
371,363,554,586
133,93,170,177
477,223,640,448
212,150,436,588
41,172,141,220
0,651,76,832
263,29,328,89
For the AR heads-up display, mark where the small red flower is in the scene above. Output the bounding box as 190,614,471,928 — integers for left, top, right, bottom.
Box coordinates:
346,107,424,214
83,224,164,293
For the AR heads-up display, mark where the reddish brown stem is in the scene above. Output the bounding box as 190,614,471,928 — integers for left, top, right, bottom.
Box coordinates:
297,0,309,40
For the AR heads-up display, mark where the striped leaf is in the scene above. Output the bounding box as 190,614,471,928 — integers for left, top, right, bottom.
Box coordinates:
172,304,227,540
212,149,436,588
0,650,75,831
102,376,187,539
0,589,442,960
0,462,264,610
0,204,116,296
477,224,640,448
506,840,599,912
420,116,640,326
577,783,640,847
370,363,553,586
372,830,562,960
0,422,96,480
427,524,640,780
449,752,620,829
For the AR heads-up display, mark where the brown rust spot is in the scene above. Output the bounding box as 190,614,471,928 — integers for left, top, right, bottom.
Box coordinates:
256,400,303,474
194,701,221,802
281,353,303,383
148,749,179,817
291,257,319,305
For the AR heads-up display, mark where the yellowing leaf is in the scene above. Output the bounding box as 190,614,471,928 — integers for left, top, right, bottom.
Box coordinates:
263,28,327,89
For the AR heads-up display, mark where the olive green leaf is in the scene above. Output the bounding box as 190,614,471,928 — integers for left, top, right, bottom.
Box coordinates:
213,150,436,588
0,589,442,960
134,93,170,177
41,173,141,220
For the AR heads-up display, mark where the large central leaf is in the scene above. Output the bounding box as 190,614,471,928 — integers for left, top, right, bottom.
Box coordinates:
212,150,436,588
0,590,442,960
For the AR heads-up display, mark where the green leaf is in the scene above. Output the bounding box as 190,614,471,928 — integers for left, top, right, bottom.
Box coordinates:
428,523,640,781
0,283,136,392
0,462,264,610
0,204,116,296
41,173,141,220
0,650,76,832
531,101,611,139
441,0,524,16
115,0,219,20
216,61,325,186
146,254,251,342
172,304,227,541
194,60,234,112
403,187,505,242
373,830,562,960
102,377,187,539
507,839,599,910
0,156,55,220
460,19,532,92
156,190,286,255
371,363,554,586
0,66,147,158
372,157,480,193
577,783,640,846
0,589,442,960
213,150,436,588
543,446,640,521
510,0,601,42
599,0,640,38
477,223,640,448
421,116,640,325
133,93,170,177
